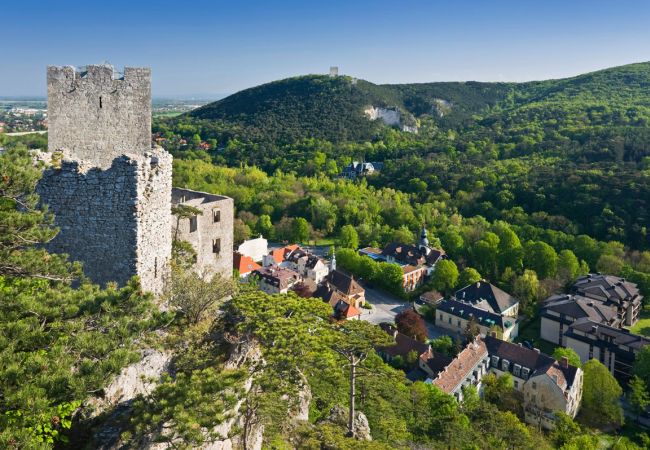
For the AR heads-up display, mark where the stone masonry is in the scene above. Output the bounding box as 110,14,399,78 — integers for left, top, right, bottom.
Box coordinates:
38,64,234,293
39,64,172,294
47,64,151,169
172,187,234,279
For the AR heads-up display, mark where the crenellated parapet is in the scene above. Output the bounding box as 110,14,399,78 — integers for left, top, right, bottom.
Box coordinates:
47,64,152,169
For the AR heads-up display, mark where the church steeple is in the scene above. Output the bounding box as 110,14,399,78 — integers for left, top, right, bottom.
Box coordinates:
419,226,431,255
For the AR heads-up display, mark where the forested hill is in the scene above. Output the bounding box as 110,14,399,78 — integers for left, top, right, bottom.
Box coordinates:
187,74,515,143
184,62,650,144
188,75,398,143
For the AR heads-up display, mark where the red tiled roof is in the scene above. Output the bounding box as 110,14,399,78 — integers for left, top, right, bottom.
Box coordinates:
233,252,261,275
269,244,300,264
432,338,488,394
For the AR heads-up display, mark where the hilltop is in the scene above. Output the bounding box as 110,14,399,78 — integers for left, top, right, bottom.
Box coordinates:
182,62,650,145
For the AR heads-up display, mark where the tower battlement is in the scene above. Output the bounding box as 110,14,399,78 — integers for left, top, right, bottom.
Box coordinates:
47,64,152,168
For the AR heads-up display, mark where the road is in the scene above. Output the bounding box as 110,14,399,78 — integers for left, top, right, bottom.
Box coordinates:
361,285,448,340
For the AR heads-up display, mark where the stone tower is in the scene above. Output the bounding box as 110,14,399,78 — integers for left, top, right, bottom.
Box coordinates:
47,64,152,168
38,64,172,294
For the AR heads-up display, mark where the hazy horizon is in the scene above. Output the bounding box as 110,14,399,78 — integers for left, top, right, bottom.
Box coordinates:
2,0,650,96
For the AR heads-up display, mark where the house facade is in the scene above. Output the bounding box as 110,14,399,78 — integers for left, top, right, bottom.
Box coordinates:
563,319,650,384
540,293,619,345
435,298,519,341
314,268,366,308
432,336,583,430
284,247,330,286
252,266,302,294
360,228,447,292
237,236,268,262
171,187,234,279
454,280,519,317
483,336,583,430
571,274,643,326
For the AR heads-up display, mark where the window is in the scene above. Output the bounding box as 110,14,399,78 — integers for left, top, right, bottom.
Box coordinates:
457,319,461,327
99,96,102,108
213,209,221,223
522,367,530,379
448,317,452,324
439,313,443,321
514,380,518,389
212,238,221,254
189,216,198,233
532,381,537,389
513,364,521,377
501,359,509,371
491,355,499,368
154,257,157,278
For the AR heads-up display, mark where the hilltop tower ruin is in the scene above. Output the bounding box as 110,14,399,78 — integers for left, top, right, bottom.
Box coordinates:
38,64,172,293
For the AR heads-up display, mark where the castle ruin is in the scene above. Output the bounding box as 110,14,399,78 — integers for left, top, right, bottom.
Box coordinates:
38,64,233,294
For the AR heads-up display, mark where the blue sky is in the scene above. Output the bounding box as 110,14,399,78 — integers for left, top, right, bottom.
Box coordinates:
2,0,650,96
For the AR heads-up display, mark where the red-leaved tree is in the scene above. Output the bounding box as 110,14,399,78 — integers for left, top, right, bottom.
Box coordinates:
395,309,428,342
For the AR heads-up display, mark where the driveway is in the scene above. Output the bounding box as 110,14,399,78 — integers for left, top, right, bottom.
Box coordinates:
361,285,448,340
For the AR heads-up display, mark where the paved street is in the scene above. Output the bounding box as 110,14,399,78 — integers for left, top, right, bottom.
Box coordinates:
361,285,448,340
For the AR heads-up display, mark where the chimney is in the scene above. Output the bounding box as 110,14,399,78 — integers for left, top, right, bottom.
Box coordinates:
490,331,497,338
534,348,540,354
560,356,569,368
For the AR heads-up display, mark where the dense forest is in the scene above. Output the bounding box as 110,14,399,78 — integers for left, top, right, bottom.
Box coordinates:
3,62,650,449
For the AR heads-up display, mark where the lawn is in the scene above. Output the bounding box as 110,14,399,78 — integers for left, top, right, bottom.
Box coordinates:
513,315,558,355
629,305,650,337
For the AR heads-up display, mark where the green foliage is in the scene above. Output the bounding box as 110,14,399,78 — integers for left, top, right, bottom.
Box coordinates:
0,146,79,281
633,345,650,387
336,249,404,296
552,347,582,367
429,335,454,356
128,369,246,448
0,145,170,448
581,359,624,428
513,269,540,314
627,375,650,419
291,217,310,243
524,241,558,279
164,263,237,324
430,259,459,294
339,224,359,249
457,267,481,288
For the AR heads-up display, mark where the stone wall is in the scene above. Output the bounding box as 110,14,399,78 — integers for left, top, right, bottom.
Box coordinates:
171,187,234,279
47,64,151,169
37,148,172,294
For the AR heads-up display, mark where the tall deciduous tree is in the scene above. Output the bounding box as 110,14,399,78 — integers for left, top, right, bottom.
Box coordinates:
339,224,359,249
582,359,624,428
552,347,582,367
524,241,558,279
513,269,539,314
395,309,427,342
628,375,650,420
633,346,650,387
291,217,310,243
458,267,481,288
557,249,580,284
431,259,459,294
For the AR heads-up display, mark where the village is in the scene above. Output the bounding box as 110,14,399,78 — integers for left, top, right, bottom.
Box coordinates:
229,227,649,430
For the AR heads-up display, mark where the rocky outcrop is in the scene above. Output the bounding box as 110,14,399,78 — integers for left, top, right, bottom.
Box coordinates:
323,406,372,441
86,348,172,419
